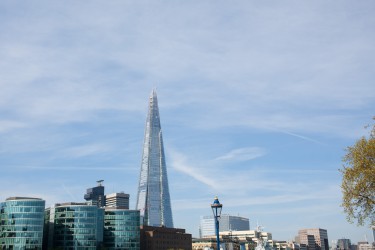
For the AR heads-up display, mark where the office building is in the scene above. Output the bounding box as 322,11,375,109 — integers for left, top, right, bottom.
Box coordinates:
194,229,271,250
337,239,351,250
192,237,241,250
140,225,192,250
84,180,105,207
103,208,140,249
298,228,329,250
45,202,104,249
200,214,250,237
0,197,45,249
136,90,173,227
105,192,130,209
357,242,374,250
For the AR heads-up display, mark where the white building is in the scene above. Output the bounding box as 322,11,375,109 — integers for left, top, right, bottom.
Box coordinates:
200,214,250,238
105,192,129,209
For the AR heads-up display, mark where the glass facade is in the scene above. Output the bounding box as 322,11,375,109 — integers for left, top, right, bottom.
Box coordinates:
0,197,45,250
48,203,104,250
84,185,105,207
103,209,140,250
136,90,173,228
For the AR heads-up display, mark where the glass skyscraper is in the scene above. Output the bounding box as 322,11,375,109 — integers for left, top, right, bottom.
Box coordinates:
0,197,45,249
136,90,173,228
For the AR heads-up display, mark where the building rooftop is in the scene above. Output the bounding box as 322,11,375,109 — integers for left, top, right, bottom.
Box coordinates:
55,202,90,207
6,197,43,201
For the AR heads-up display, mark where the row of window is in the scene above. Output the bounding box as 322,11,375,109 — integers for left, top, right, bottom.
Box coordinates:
1,207,44,214
0,237,41,245
54,234,97,241
55,206,98,212
0,225,42,232
103,231,139,237
104,226,139,232
55,218,97,224
54,239,97,247
1,201,45,207
53,228,97,235
0,231,42,238
104,221,139,226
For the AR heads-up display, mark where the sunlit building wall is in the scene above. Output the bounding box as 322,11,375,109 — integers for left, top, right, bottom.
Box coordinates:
298,228,329,250
46,202,104,249
105,192,130,209
103,208,140,250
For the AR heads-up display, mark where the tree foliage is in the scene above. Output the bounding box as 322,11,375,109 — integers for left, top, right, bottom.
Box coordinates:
340,117,375,226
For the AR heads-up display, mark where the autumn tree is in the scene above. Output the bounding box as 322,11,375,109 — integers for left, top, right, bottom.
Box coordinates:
340,117,375,226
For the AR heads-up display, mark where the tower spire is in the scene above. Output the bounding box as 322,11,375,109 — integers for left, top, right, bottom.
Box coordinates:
135,90,173,227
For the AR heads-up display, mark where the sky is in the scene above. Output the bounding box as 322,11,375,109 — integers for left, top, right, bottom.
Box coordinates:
0,0,374,244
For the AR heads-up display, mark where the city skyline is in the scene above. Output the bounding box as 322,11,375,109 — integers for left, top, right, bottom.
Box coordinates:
0,1,374,243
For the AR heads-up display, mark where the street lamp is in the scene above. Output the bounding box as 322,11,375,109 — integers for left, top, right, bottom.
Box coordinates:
211,196,223,250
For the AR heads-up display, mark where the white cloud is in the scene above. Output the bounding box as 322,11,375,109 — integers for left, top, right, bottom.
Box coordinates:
169,149,219,189
215,147,266,161
61,144,112,158
0,120,27,133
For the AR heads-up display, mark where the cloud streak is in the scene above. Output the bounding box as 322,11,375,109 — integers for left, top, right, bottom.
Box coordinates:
215,147,266,161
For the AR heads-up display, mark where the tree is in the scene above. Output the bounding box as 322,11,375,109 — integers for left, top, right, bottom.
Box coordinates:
340,117,375,226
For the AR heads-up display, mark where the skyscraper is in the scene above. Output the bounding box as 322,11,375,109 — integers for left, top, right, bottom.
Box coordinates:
136,90,173,228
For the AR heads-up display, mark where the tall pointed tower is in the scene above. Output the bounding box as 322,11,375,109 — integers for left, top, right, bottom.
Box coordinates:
136,90,174,228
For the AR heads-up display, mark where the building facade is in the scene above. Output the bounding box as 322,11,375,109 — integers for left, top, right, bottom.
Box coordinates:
84,180,105,207
136,90,173,228
45,202,104,249
337,239,351,250
105,192,130,209
0,197,45,249
103,208,140,250
298,228,329,250
140,225,192,250
200,214,250,237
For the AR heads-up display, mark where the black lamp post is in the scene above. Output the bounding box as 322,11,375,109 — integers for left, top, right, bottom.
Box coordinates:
211,196,223,250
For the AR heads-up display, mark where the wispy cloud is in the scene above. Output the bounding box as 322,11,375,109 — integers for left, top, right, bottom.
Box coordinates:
168,149,219,189
278,130,323,144
61,144,111,158
215,147,266,161
0,120,27,133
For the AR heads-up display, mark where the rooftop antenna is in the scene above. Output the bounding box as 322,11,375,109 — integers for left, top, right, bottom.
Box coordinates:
97,180,104,186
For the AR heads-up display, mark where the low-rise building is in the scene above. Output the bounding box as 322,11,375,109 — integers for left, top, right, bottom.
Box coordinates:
140,225,192,250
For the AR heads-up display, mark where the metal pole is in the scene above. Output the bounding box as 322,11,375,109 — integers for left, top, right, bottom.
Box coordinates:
216,216,220,250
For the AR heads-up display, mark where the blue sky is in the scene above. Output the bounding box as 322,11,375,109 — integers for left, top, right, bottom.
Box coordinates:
1,0,374,243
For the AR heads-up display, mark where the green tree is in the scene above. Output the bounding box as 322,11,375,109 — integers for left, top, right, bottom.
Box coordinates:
340,117,375,226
